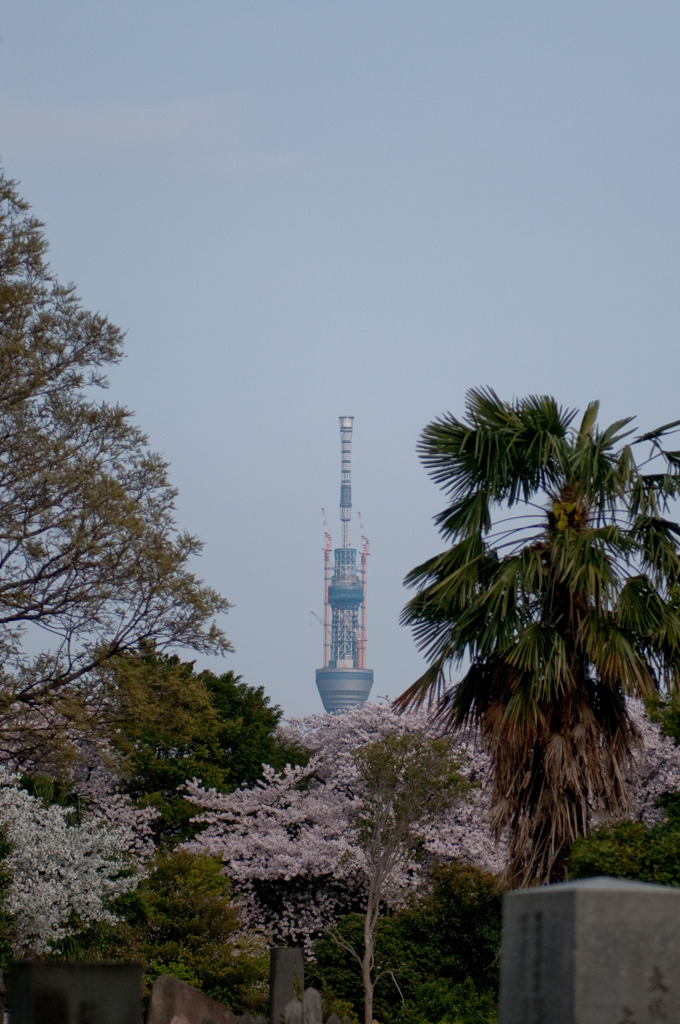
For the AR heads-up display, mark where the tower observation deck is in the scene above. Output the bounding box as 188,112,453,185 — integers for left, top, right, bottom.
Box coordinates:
316,417,374,714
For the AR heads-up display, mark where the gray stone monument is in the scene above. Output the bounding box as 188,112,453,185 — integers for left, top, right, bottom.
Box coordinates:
269,949,304,1024
302,988,321,1024
8,962,142,1024
147,974,236,1024
283,998,302,1024
283,989,322,1024
498,876,680,1024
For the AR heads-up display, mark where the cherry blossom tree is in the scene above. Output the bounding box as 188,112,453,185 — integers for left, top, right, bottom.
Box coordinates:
187,754,359,949
283,701,506,875
184,697,680,1021
616,701,680,825
186,699,680,941
186,701,499,956
0,767,140,954
72,739,159,861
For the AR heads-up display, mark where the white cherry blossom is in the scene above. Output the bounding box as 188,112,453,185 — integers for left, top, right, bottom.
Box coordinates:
0,768,139,953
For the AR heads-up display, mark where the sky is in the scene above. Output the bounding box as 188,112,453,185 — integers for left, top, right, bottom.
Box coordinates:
1,2,679,717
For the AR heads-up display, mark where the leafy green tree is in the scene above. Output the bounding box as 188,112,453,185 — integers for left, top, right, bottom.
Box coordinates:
55,850,269,1012
398,389,680,884
419,861,502,996
569,793,680,886
310,861,502,1024
0,169,230,768
203,667,304,791
139,851,268,1009
335,733,468,1024
107,649,306,845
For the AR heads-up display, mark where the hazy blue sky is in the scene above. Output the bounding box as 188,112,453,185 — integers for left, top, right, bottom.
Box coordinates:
1,3,679,716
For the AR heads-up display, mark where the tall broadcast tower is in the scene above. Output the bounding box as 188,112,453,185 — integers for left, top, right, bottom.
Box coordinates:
316,416,374,714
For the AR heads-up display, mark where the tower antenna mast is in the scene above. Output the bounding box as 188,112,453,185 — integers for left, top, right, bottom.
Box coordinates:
339,416,353,549
321,507,332,668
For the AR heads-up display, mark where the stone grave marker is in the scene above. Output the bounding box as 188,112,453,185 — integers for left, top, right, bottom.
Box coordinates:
269,948,304,1024
498,876,680,1024
283,989,324,1024
302,987,321,1024
283,999,302,1024
8,962,142,1024
147,974,236,1024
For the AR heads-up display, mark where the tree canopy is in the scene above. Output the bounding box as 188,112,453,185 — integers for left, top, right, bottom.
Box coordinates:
0,170,230,765
103,648,307,845
62,850,268,1012
187,702,486,954
398,388,680,883
349,732,469,1024
0,765,138,956
310,861,502,1024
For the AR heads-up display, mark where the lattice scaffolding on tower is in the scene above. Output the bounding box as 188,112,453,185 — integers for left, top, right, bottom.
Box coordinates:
315,417,374,714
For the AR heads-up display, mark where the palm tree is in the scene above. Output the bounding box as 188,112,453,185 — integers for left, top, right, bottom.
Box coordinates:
397,389,680,884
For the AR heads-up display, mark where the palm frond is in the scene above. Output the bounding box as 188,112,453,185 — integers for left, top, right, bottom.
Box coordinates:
577,400,599,440
635,418,680,443
399,390,680,884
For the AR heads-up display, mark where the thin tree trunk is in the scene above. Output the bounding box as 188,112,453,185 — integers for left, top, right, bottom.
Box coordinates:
362,915,374,1024
362,872,382,1024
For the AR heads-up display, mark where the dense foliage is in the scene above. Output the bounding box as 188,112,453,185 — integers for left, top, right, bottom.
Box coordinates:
309,861,502,1024
399,389,680,883
56,850,269,1011
24,655,301,982
569,793,680,886
102,649,306,845
187,702,499,955
0,767,138,955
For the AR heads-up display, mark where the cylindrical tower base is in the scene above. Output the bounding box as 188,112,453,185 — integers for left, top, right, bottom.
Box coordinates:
315,667,374,715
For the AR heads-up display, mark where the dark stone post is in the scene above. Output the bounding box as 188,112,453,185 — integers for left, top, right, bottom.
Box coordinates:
269,948,304,1024
8,962,142,1024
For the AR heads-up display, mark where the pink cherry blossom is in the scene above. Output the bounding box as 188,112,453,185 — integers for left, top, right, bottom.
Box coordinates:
186,698,680,951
